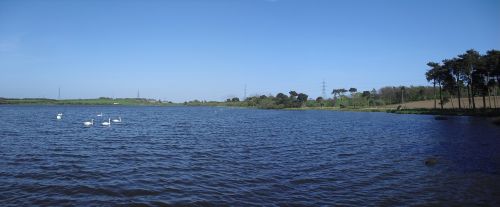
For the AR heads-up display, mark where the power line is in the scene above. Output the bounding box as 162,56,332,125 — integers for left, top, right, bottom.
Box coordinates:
322,80,326,98
244,84,247,100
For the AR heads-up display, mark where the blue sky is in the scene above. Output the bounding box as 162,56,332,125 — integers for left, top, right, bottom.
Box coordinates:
1,0,499,102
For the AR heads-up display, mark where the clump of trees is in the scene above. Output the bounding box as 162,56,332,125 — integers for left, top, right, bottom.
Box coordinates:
241,91,309,109
425,49,500,109
184,91,310,109
226,97,240,102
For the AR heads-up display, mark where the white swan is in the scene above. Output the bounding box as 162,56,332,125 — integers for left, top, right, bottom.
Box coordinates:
97,112,103,117
57,113,63,116
56,114,62,120
102,118,111,126
112,117,122,123
83,119,94,126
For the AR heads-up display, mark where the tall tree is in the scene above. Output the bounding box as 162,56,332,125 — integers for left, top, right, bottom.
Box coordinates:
484,50,500,108
348,88,357,95
441,66,457,109
338,88,348,106
426,62,440,109
435,64,452,109
477,53,492,109
276,93,289,105
458,49,481,109
349,88,357,108
331,89,339,100
361,91,371,106
316,96,324,107
400,86,406,105
443,58,462,109
297,93,308,106
339,88,347,97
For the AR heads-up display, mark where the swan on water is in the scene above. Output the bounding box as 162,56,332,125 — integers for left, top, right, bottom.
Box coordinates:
102,118,111,126
97,112,103,117
112,117,122,123
83,119,94,126
56,114,62,120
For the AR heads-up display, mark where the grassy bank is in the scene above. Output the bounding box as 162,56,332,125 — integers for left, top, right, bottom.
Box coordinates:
285,106,500,117
0,98,176,106
185,101,500,117
284,106,388,112
387,108,500,117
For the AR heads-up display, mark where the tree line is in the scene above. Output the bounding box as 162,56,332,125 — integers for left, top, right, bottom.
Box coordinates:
186,84,469,109
326,86,436,108
182,85,440,109
184,49,500,110
212,86,437,109
425,49,500,109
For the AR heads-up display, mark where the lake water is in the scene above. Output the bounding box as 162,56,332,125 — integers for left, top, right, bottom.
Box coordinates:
1,105,499,206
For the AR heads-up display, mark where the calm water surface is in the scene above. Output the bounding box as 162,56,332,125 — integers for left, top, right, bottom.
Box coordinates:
1,105,499,206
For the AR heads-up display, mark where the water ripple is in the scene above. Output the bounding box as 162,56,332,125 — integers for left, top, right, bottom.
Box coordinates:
0,105,499,205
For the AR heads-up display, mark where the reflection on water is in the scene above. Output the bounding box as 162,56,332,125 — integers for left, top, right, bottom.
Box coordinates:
0,105,499,205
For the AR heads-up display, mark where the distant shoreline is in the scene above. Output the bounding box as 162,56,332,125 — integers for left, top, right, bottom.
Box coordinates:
0,98,176,106
3,98,500,117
